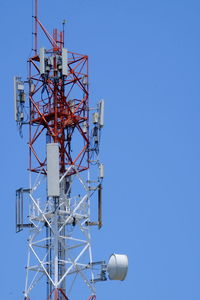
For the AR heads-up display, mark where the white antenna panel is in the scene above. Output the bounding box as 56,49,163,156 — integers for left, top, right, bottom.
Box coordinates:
40,47,45,75
62,48,68,76
99,99,104,128
107,254,128,281
47,143,60,197
14,76,17,121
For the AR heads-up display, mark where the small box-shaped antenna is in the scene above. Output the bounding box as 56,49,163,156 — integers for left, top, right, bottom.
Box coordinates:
14,76,25,122
99,163,104,178
82,121,87,134
93,112,99,124
47,143,60,197
62,48,68,76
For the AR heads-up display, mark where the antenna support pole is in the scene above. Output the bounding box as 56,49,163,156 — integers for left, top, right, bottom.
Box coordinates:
34,0,38,54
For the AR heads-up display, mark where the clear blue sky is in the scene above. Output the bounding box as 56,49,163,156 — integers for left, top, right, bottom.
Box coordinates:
1,0,200,299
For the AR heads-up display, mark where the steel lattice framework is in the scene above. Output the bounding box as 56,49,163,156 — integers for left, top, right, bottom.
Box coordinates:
15,1,105,300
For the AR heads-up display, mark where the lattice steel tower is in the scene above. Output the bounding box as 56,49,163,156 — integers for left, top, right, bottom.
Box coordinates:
14,1,128,300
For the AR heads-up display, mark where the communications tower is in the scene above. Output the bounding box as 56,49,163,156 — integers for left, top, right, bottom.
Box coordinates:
14,1,128,300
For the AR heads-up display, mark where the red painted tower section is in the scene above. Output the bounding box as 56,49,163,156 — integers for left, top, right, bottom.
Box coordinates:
29,4,89,176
